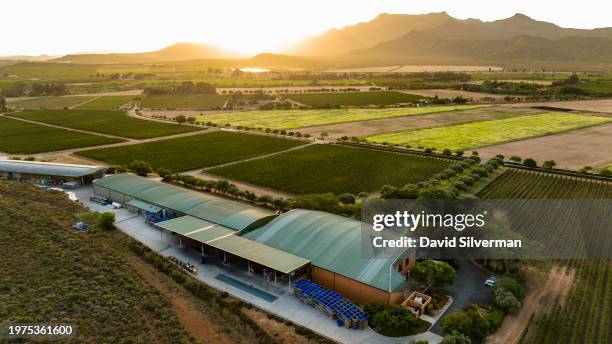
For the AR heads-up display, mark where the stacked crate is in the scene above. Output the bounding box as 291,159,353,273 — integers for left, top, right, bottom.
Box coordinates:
294,279,368,330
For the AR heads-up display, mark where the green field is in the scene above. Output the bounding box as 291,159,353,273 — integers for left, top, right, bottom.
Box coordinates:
76,96,135,109
77,131,307,172
141,94,230,109
7,96,95,109
208,144,452,194
365,112,612,150
195,105,488,130
0,116,122,154
283,91,422,106
12,109,201,139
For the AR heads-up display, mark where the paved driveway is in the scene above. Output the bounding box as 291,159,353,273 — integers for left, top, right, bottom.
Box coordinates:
430,259,494,335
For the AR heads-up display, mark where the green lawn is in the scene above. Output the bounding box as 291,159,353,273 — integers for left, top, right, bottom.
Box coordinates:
76,96,135,109
141,94,230,109
77,131,307,172
208,144,452,194
12,109,201,139
7,96,96,109
195,105,488,130
364,112,612,150
0,117,122,154
282,91,422,106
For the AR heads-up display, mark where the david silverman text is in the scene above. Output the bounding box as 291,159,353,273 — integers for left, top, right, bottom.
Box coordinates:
372,236,522,248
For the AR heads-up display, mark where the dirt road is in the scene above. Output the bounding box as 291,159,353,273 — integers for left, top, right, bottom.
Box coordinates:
487,265,575,344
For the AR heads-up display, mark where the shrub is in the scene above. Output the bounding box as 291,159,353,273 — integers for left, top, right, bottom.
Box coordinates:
523,158,537,168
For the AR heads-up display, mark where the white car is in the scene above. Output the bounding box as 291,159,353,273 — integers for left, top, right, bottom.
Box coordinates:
485,276,497,287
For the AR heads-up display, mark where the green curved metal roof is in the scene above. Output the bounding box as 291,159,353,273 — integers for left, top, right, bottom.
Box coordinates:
0,159,105,177
243,209,409,292
94,174,275,231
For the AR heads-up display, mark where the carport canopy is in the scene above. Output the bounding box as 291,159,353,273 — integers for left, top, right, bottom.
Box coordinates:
157,215,310,274
127,199,162,213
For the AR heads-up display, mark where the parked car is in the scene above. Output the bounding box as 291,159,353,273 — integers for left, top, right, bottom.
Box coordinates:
90,196,111,205
485,276,497,287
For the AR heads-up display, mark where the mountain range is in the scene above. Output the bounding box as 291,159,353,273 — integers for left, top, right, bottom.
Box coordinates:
7,12,612,68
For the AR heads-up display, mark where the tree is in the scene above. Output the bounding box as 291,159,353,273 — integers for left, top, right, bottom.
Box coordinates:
175,115,187,123
494,288,521,313
542,160,556,169
155,167,173,180
128,160,153,176
339,193,356,206
600,168,612,177
98,212,116,231
357,191,369,202
442,332,473,344
419,186,456,200
441,309,490,344
578,165,593,174
0,95,6,112
509,155,521,163
411,260,456,289
523,158,537,168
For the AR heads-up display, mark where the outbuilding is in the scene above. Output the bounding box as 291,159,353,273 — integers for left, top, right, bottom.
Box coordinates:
0,159,106,186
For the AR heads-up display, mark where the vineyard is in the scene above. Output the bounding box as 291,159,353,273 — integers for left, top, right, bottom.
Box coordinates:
478,169,612,344
0,116,122,154
7,96,96,110
208,144,453,194
141,94,230,109
76,96,135,109
12,109,200,139
524,259,612,344
77,131,307,172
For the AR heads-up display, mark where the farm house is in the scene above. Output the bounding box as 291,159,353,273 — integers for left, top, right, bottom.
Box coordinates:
0,159,106,186
93,174,415,305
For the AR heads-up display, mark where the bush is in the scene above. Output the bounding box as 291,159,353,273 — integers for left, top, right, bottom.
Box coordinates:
128,160,153,176
441,309,490,344
523,158,537,168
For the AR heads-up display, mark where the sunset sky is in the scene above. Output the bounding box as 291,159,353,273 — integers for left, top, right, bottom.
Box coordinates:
5,0,612,56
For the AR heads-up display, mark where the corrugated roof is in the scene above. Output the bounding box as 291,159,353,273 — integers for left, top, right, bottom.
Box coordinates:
0,159,105,177
157,215,309,273
243,209,409,292
207,235,310,274
127,199,162,213
94,174,275,231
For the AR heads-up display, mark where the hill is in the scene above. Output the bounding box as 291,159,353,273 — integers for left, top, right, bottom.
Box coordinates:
286,12,452,56
338,13,612,67
53,42,242,64
287,12,612,67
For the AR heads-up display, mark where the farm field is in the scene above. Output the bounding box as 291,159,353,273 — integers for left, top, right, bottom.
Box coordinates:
477,123,612,170
12,109,201,139
299,106,540,139
0,116,122,154
195,105,488,130
7,95,95,109
141,94,230,109
509,98,612,113
77,131,307,172
365,112,612,151
208,144,453,194
406,89,512,101
75,96,135,109
478,170,612,344
282,91,422,106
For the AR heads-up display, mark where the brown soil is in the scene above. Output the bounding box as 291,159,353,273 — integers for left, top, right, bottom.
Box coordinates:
125,255,235,344
486,265,576,344
241,307,318,344
405,89,512,100
509,99,612,114
477,122,612,169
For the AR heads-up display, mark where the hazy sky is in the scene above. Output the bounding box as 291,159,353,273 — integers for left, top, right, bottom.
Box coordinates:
4,0,612,56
